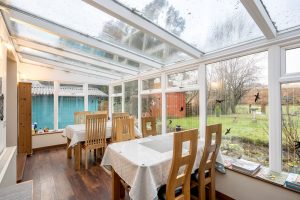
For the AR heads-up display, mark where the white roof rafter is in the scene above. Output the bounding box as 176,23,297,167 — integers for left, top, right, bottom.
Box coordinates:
15,38,139,76
4,6,163,68
241,0,277,39
83,0,203,58
20,53,121,80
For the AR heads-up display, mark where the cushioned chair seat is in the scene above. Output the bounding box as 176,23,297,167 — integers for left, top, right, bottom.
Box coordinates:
157,185,182,200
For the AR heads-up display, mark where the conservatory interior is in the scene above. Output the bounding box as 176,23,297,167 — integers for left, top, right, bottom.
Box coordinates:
0,0,299,200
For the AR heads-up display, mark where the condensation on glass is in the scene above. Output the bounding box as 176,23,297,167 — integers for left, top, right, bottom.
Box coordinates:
167,69,198,88
166,91,199,133
286,48,300,74
206,51,269,166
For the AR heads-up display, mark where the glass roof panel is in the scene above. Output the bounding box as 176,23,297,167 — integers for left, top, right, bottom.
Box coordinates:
2,0,191,63
18,46,122,75
261,0,300,31
116,0,264,52
5,18,142,69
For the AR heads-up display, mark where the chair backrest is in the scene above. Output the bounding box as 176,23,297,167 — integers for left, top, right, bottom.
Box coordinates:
141,116,157,138
74,111,91,124
111,112,129,141
85,114,107,148
198,124,222,185
115,117,136,142
166,129,198,200
93,110,108,115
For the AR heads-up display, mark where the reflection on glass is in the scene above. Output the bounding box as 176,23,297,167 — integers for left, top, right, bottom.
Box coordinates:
142,94,162,134
286,48,300,74
281,83,300,174
207,52,269,166
88,85,108,112
3,0,190,63
113,85,122,94
166,91,199,132
112,96,122,113
31,81,54,130
116,0,263,52
124,80,138,121
142,77,161,90
167,69,198,88
262,0,300,31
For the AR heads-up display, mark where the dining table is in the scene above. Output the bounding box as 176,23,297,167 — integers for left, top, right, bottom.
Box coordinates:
101,133,225,200
62,121,112,170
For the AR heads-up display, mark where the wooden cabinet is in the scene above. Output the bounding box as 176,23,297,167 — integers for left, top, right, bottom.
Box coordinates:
18,82,32,155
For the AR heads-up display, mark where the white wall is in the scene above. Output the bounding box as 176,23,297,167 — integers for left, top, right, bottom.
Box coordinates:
6,58,17,147
32,133,66,149
216,171,300,200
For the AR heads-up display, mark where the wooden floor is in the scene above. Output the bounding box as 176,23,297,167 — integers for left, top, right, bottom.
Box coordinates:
22,147,129,200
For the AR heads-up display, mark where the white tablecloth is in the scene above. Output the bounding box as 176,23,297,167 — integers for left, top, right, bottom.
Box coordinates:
101,133,224,200
62,121,112,147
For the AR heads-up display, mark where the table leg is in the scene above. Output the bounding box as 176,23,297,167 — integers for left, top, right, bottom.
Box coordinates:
67,138,72,159
74,143,81,171
112,169,125,200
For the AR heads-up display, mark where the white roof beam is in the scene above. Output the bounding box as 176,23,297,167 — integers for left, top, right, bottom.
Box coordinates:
83,0,202,58
20,53,121,80
241,0,276,39
15,38,139,75
6,8,162,68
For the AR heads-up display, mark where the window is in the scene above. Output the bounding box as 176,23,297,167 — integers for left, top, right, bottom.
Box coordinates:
124,80,138,120
88,85,108,112
31,81,54,131
207,52,269,166
142,94,162,134
113,85,122,94
286,48,300,74
112,96,122,113
142,77,161,90
58,84,84,129
281,83,300,174
167,69,198,88
166,91,199,132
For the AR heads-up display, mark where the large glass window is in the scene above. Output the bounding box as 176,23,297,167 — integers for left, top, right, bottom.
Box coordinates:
124,81,138,124
112,96,122,113
286,48,300,74
142,94,162,134
142,77,161,90
166,91,199,132
88,85,108,112
58,84,84,128
281,83,300,174
113,85,122,94
167,69,198,88
207,52,269,166
31,81,54,131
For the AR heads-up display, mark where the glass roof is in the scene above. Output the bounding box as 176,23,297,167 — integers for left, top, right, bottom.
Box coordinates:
18,46,122,77
116,0,264,52
5,18,141,69
261,0,300,31
2,0,191,64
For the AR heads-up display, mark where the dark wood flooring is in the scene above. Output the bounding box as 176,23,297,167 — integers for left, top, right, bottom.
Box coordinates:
22,147,129,200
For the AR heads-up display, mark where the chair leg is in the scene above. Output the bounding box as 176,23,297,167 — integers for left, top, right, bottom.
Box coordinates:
199,184,206,200
209,179,216,200
85,150,89,170
94,149,97,162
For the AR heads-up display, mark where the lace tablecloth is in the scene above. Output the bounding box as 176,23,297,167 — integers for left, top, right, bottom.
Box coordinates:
101,133,224,200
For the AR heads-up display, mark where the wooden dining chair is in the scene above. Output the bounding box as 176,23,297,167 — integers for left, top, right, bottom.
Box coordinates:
111,112,129,142
115,117,136,142
82,114,107,169
158,129,198,200
141,116,157,137
74,111,91,124
191,124,222,200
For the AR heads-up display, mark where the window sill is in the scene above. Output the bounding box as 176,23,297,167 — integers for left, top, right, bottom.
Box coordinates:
224,166,300,194
32,130,63,136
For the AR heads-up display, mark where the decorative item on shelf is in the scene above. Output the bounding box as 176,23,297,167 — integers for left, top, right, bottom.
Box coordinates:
33,122,38,134
43,127,49,133
175,125,182,132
